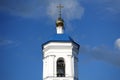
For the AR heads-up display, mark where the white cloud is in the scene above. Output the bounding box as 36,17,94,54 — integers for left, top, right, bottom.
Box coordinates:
0,39,14,46
80,45,120,67
0,39,20,48
47,0,84,21
115,38,120,50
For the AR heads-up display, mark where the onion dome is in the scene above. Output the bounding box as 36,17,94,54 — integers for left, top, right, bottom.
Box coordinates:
56,17,64,27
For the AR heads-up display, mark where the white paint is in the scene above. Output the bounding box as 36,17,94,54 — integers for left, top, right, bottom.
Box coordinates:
56,26,64,34
43,42,79,80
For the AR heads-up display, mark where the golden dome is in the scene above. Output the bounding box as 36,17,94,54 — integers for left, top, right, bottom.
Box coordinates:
56,17,64,27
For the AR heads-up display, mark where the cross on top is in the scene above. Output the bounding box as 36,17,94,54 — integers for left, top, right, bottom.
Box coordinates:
57,4,64,18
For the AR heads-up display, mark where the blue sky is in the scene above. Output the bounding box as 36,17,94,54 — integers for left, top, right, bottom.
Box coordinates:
0,0,120,80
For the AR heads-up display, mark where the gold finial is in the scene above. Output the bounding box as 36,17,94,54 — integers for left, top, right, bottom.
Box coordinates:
57,4,64,18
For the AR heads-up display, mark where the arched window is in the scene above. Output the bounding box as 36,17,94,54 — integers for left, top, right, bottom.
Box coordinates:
57,58,65,77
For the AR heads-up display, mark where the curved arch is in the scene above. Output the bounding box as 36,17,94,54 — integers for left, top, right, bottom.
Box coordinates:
56,57,65,77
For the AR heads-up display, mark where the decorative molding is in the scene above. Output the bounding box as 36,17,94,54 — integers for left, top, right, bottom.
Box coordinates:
43,46,72,53
43,55,56,59
43,76,75,80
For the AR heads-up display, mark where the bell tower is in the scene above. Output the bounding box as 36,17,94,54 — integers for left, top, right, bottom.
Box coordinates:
42,4,80,80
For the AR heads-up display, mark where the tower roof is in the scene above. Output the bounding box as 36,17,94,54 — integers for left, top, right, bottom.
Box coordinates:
50,34,73,42
42,34,80,49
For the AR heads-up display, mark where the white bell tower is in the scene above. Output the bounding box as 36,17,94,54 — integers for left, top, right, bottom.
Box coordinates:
42,4,80,80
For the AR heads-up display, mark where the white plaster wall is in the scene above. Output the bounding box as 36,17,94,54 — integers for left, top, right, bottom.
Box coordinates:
43,55,55,78
56,27,64,34
65,55,72,77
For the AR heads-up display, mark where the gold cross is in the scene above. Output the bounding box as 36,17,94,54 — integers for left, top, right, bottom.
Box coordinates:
57,4,64,18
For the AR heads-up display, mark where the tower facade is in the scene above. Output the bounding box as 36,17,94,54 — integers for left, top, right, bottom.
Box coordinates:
42,4,80,80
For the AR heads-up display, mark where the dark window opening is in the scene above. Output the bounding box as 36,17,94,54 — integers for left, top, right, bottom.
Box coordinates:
57,58,65,77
